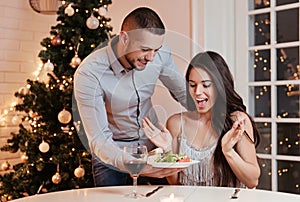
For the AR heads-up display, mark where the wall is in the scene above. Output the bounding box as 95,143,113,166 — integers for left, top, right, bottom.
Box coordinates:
0,0,56,173
202,0,235,75
0,0,56,108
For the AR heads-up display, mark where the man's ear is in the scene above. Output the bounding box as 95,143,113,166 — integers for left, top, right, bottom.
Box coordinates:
119,31,128,46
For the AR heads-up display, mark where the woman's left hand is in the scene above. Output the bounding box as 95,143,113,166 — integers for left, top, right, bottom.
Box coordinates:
221,119,245,154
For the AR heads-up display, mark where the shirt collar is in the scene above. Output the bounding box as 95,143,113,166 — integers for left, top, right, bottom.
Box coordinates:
106,35,127,76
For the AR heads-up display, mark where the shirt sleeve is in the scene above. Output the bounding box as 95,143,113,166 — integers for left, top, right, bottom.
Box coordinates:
73,66,126,172
158,45,187,108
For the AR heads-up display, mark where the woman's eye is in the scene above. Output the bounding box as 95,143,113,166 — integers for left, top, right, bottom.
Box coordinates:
189,81,212,88
142,48,152,52
203,81,212,88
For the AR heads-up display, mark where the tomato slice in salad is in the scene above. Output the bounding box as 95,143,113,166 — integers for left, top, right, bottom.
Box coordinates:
177,157,191,162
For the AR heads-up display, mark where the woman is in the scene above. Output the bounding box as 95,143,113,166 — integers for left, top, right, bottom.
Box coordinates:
143,51,260,188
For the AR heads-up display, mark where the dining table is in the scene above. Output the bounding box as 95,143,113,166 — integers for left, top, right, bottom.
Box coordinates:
10,185,300,202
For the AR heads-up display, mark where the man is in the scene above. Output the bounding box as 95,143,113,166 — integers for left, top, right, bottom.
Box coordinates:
74,7,186,186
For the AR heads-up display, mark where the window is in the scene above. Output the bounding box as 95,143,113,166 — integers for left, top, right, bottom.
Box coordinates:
247,0,300,194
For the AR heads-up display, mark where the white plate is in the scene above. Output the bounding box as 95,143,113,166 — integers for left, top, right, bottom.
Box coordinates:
148,160,199,168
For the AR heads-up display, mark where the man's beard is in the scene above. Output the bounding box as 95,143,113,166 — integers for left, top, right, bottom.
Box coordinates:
124,55,136,71
124,55,146,71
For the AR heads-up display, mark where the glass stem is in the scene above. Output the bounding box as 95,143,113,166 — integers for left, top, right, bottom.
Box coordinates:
132,174,138,197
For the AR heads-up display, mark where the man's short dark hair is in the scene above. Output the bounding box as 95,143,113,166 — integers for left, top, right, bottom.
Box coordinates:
121,7,165,35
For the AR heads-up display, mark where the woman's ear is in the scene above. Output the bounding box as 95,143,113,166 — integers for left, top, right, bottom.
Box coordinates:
119,31,128,46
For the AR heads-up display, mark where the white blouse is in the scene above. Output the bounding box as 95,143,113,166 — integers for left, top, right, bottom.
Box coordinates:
178,129,217,186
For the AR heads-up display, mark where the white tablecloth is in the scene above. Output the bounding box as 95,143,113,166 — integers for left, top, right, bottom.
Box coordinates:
10,185,300,202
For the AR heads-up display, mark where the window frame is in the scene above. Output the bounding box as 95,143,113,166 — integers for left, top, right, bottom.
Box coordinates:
235,0,300,193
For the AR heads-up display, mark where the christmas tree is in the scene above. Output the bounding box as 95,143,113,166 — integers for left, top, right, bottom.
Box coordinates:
0,0,112,200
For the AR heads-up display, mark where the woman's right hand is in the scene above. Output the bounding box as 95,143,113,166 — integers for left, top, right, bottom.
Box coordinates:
142,117,172,152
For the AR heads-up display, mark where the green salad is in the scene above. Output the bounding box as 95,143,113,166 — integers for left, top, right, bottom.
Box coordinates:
154,152,191,163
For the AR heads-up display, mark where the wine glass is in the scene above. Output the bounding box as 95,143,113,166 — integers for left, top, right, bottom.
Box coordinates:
123,144,148,198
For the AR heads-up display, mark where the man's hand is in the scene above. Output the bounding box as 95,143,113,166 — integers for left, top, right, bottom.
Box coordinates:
140,164,183,178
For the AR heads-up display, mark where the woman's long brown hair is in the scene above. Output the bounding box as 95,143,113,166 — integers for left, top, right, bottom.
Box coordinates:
185,51,260,187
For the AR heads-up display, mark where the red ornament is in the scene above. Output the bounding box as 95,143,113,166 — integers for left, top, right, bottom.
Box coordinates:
51,36,62,46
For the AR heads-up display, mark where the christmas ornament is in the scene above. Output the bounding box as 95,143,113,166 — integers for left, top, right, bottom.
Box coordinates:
37,70,50,83
64,4,74,16
58,109,72,124
0,196,5,202
7,195,13,201
0,195,11,202
0,161,10,171
18,86,29,95
0,116,7,127
70,54,81,68
52,172,62,184
98,7,107,16
21,153,29,163
74,165,85,178
44,59,54,72
41,188,48,193
51,35,62,46
86,14,99,29
39,140,50,153
11,115,21,125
